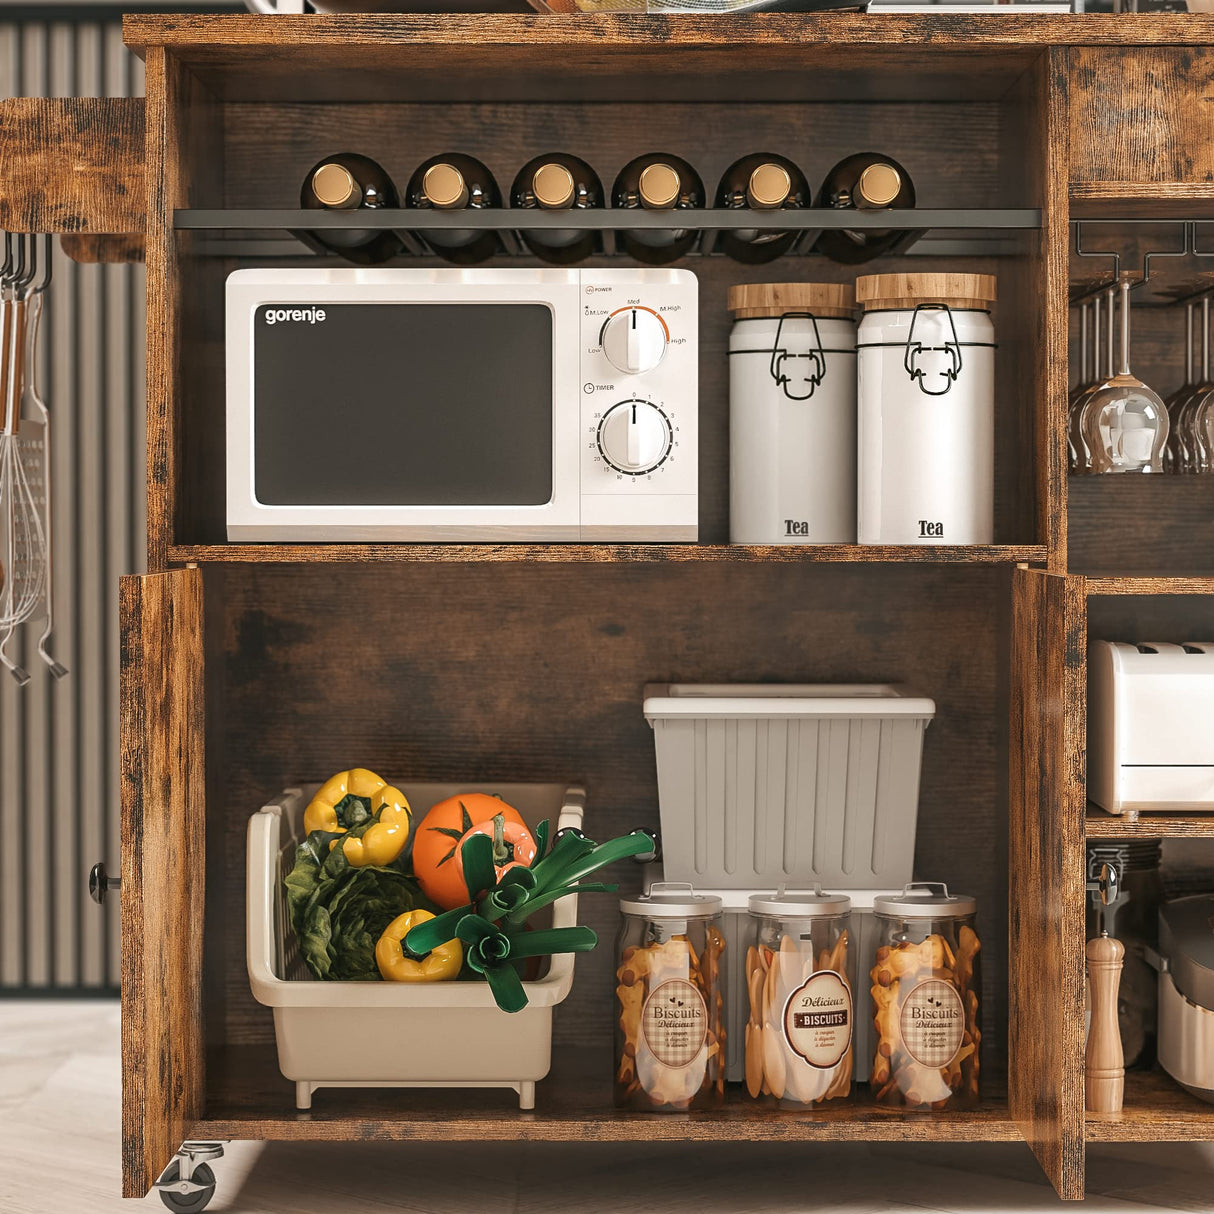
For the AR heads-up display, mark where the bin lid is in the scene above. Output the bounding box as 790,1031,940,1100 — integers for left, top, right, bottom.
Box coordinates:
748,890,851,917
873,883,977,918
856,272,997,312
1160,895,1214,1010
728,282,856,321
644,683,936,721
620,881,722,919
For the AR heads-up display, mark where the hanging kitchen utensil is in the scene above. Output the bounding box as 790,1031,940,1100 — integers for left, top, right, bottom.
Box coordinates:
0,233,50,685
24,237,65,678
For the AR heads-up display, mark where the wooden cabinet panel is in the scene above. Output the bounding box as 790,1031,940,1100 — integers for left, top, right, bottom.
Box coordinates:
1069,47,1214,184
0,97,145,234
1010,568,1087,1199
120,568,206,1197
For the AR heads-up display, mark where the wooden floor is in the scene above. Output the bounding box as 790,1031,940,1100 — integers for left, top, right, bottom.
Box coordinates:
7,1001,1214,1212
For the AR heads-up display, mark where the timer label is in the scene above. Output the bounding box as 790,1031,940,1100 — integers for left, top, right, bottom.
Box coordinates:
783,970,852,1069
642,979,707,1068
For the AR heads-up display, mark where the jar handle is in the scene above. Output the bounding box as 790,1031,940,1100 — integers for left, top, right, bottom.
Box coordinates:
769,311,827,402
645,880,696,896
900,880,952,898
903,303,962,396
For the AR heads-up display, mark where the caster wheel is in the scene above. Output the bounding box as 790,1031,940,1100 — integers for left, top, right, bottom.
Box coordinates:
158,1161,216,1212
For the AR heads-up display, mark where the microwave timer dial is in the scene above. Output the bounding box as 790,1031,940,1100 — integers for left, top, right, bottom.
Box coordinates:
597,399,672,474
600,306,668,375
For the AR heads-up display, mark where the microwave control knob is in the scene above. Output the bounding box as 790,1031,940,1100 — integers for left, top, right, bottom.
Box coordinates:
597,399,672,474
600,307,668,375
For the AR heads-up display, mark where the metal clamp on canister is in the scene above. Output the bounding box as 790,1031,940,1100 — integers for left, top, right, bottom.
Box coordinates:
902,303,962,396
768,311,827,401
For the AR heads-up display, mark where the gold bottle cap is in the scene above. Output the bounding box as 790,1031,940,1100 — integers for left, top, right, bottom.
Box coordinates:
746,163,792,210
312,163,359,209
422,163,469,210
533,162,576,209
638,162,681,210
856,163,902,209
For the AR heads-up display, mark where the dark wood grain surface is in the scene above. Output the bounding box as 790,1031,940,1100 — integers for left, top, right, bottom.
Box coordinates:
1068,47,1214,187
120,569,206,1198
1086,809,1214,839
60,232,146,264
209,562,1010,1093
167,543,1049,564
0,96,145,235
1086,1068,1214,1141
193,1044,1018,1143
1009,568,1086,1201
122,13,1214,52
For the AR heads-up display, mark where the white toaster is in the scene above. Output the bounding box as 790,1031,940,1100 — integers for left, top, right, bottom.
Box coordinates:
1088,641,1214,816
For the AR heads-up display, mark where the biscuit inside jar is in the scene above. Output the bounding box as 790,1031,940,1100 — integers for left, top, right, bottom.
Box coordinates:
614,925,726,1110
869,927,981,1109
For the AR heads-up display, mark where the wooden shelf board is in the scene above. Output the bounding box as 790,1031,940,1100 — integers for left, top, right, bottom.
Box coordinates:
1086,808,1214,839
1070,182,1214,219
123,12,1214,52
168,543,1046,565
1083,577,1214,596
1087,1069,1214,1141
192,1046,1017,1143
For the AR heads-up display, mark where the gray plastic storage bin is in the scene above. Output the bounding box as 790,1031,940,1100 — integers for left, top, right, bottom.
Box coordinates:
643,684,936,1081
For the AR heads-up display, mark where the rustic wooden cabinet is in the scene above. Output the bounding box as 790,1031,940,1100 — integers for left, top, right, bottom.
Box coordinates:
4,12,1213,1204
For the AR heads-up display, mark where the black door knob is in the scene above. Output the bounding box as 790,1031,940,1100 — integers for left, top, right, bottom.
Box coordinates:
89,861,120,905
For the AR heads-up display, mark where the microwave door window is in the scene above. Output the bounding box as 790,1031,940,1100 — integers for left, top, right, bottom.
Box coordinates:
251,303,554,506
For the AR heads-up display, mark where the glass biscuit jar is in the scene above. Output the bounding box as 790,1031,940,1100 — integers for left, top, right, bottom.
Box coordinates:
870,883,981,1109
744,890,855,1106
614,883,725,1111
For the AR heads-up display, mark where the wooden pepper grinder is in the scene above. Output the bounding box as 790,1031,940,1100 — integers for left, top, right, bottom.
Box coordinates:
1086,932,1125,1113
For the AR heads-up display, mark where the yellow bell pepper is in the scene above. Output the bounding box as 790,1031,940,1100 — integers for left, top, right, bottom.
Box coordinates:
303,768,412,868
376,909,463,982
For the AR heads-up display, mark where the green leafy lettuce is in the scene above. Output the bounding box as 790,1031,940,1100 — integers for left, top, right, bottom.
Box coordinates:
284,822,430,981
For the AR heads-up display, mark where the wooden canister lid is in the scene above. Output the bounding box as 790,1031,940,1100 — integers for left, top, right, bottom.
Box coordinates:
855,272,997,311
728,282,857,320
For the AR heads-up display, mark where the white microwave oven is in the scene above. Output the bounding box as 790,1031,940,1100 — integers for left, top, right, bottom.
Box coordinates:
225,267,698,542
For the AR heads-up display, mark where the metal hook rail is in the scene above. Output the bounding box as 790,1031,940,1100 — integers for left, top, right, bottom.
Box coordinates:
1071,219,1214,307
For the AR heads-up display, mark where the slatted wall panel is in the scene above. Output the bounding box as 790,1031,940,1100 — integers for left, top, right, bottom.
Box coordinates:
0,19,145,994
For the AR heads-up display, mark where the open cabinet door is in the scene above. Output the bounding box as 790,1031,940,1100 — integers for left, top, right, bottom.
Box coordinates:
1010,568,1086,1199
120,568,205,1197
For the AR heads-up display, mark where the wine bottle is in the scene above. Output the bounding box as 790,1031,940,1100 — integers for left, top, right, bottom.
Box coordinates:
611,153,705,265
814,153,920,265
300,152,402,266
406,153,502,266
715,153,812,265
511,153,604,265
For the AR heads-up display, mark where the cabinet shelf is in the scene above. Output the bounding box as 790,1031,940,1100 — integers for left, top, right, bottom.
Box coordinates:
1087,1069,1214,1141
167,542,1047,565
192,1046,1017,1144
1070,182,1214,219
175,207,1041,233
175,207,1038,260
1086,808,1214,839
1084,576,1214,596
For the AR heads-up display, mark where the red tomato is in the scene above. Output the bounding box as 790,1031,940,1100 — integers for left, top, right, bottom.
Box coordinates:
412,793,536,910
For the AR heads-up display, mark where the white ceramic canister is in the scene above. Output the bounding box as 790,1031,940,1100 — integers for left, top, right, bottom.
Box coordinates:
727,283,857,544
854,273,997,545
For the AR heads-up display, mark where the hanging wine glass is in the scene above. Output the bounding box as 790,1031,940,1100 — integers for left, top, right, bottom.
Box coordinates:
1162,301,1196,474
1068,299,1093,473
1191,301,1214,475
1081,275,1169,474
1078,285,1117,471
1176,295,1212,473
1069,292,1102,474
